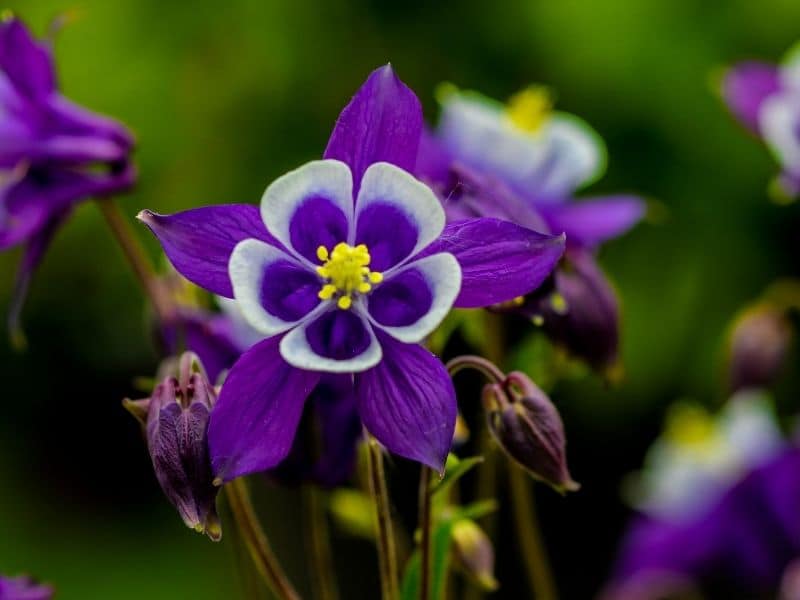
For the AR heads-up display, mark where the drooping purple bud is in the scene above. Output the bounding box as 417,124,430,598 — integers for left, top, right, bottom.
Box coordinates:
520,249,620,376
451,519,498,591
128,352,221,540
0,574,53,600
728,304,793,393
483,372,579,493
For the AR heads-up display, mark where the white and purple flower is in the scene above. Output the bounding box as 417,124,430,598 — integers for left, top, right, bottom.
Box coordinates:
723,43,800,200
416,85,644,371
140,66,565,481
0,16,135,336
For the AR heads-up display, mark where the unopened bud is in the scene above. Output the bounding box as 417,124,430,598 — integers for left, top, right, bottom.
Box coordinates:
451,519,498,591
127,352,221,541
484,372,579,493
728,304,792,392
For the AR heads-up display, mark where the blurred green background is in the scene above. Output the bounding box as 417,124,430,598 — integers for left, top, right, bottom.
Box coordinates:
1,0,799,597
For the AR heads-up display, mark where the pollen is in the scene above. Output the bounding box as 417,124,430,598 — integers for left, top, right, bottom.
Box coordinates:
506,85,553,134
316,242,383,309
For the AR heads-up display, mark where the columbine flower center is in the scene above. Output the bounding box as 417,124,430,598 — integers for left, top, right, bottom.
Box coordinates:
506,86,553,134
316,242,383,310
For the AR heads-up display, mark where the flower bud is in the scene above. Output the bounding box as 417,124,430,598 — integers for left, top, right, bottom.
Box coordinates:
728,304,792,393
127,353,221,540
451,519,498,591
484,372,579,493
0,574,53,600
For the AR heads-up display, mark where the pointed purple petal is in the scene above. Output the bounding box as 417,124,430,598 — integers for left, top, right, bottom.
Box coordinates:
420,218,565,308
537,195,645,248
138,205,280,298
208,336,320,481
7,210,68,345
324,65,423,192
0,17,55,99
355,333,455,471
723,62,782,134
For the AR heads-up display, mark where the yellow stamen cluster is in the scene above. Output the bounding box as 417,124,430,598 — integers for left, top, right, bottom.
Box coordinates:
316,243,383,310
506,86,553,134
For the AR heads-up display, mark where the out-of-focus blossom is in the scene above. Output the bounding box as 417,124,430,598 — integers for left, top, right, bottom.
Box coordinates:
417,85,643,372
605,391,800,598
127,353,221,540
722,43,800,201
483,371,578,493
140,65,564,482
0,16,135,337
727,303,793,393
0,574,53,600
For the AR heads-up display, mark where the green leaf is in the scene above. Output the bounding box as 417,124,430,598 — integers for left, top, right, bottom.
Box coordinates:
400,519,455,600
451,499,499,522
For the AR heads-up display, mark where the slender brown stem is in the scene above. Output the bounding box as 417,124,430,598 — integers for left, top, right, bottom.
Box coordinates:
445,355,505,384
303,486,339,600
508,465,557,600
367,435,399,600
225,478,301,600
96,198,174,322
418,466,434,600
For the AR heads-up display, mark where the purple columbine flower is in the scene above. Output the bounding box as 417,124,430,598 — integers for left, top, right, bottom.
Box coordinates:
139,65,565,481
0,574,53,600
416,85,643,371
722,43,800,200
0,15,135,337
604,392,800,598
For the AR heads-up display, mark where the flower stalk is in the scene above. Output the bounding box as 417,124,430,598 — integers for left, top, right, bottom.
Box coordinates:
96,198,175,323
224,478,301,600
418,465,434,600
367,435,399,600
508,464,557,600
304,486,339,600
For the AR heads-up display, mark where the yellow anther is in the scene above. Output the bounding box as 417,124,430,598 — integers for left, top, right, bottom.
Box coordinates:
318,284,337,300
550,293,568,315
316,242,383,309
506,86,553,134
512,296,525,306
531,314,545,327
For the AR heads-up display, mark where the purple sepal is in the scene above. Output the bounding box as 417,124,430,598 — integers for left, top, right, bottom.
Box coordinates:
518,249,620,372
723,62,781,134
271,375,362,488
0,18,55,100
537,195,645,248
422,217,565,308
324,65,423,193
208,336,321,482
145,354,222,541
354,332,456,472
0,574,54,600
606,446,800,597
138,205,279,298
484,372,578,494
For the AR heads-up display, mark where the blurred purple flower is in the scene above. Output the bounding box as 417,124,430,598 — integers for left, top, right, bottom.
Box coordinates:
0,574,53,600
728,303,793,393
140,65,565,482
722,44,800,200
605,393,798,598
0,16,135,338
417,86,643,372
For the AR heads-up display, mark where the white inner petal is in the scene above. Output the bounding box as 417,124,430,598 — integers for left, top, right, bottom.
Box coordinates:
759,91,800,175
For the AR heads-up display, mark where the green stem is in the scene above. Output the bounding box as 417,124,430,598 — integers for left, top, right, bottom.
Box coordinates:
96,198,175,322
418,466,433,600
367,435,399,600
224,479,301,600
303,486,339,600
508,465,557,600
